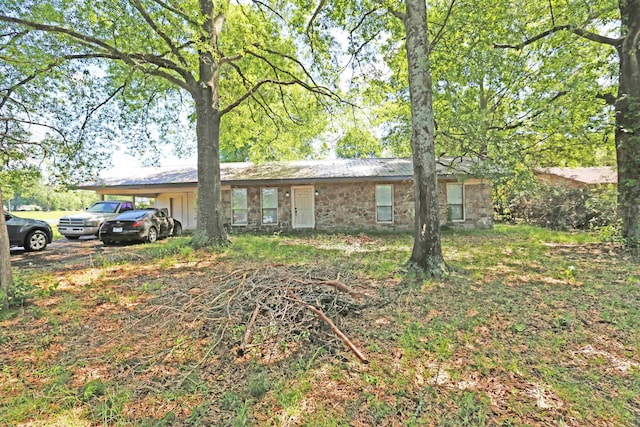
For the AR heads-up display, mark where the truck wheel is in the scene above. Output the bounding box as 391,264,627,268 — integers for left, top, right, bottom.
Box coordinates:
147,227,158,243
25,230,48,252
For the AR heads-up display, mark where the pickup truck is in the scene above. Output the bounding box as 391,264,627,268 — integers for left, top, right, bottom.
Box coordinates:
57,200,135,239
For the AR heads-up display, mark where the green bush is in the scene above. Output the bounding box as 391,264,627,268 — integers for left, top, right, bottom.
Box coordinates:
504,184,618,231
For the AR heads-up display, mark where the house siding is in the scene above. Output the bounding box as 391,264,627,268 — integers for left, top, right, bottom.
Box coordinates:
222,179,493,232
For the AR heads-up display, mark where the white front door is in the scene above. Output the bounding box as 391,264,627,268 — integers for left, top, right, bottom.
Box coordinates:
292,186,314,228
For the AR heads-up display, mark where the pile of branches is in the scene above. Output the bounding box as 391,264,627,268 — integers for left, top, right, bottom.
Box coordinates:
143,265,375,364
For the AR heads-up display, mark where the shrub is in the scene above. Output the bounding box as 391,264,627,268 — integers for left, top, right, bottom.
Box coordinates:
504,184,618,231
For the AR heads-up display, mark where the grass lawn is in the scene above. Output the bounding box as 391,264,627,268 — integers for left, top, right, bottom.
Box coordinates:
9,210,78,222
1,225,638,426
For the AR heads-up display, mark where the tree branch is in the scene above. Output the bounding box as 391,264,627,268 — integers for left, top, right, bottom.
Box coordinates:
246,46,321,90
596,92,616,106
78,82,127,141
304,302,369,364
251,0,285,21
494,24,622,49
0,116,67,141
0,29,29,52
306,0,327,35
0,14,196,92
129,0,189,66
430,0,456,50
0,53,108,111
149,0,199,26
487,90,568,131
374,0,405,20
220,79,297,115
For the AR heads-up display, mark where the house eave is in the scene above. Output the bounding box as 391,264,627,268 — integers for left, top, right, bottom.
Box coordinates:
78,173,479,195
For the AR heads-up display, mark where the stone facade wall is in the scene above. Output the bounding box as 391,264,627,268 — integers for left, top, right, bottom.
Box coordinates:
222,178,493,232
447,181,494,229
314,181,415,231
222,185,292,231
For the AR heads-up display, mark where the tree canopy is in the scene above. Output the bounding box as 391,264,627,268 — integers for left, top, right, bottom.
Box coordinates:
1,0,344,247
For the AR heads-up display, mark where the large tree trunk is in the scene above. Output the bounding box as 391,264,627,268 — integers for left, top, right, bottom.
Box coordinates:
191,0,228,247
617,0,640,248
194,91,228,247
0,187,13,310
403,0,447,275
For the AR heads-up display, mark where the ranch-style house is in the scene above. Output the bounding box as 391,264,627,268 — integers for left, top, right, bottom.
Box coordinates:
78,157,494,232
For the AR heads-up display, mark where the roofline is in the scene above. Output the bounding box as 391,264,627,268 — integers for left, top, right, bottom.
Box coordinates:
76,173,477,191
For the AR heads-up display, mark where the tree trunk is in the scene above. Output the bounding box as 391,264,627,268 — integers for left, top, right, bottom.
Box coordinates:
617,0,640,248
403,0,447,275
191,0,228,248
0,186,13,310
193,90,228,247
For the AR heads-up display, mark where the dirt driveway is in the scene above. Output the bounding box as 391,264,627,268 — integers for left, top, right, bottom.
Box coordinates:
10,237,137,273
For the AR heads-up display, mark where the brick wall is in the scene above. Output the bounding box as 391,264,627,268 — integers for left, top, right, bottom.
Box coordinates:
222,179,493,232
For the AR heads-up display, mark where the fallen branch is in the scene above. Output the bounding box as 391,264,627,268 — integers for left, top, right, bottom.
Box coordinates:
241,304,260,351
292,278,363,299
304,303,369,364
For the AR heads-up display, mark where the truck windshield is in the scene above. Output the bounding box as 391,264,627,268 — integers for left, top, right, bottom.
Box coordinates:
87,202,120,213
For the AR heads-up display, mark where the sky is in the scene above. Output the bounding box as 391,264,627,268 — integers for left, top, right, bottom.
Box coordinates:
106,145,197,177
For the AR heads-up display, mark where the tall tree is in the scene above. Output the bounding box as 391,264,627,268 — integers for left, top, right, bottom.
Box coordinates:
0,189,11,311
0,0,337,248
300,0,447,274
370,0,616,170
396,0,446,274
495,0,640,247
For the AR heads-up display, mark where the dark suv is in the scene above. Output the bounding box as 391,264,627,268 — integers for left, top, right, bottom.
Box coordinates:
5,212,53,251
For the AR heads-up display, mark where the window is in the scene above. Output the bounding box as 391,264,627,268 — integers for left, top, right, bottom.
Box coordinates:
232,188,248,225
376,185,393,223
446,183,464,221
261,188,278,224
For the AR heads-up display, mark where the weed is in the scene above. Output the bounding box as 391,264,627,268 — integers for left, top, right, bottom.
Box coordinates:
94,291,117,305
89,383,131,425
247,371,271,399
142,411,176,426
442,391,489,426
221,391,243,411
1,275,36,310
78,379,106,401
362,372,379,385
186,402,210,426
29,304,43,319
511,323,527,333
232,399,251,427
365,392,394,423
141,280,163,293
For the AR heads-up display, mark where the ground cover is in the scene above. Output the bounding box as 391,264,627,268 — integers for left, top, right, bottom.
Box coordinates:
1,225,638,426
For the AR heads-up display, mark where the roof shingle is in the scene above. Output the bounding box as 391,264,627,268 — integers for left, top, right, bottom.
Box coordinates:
82,157,482,189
